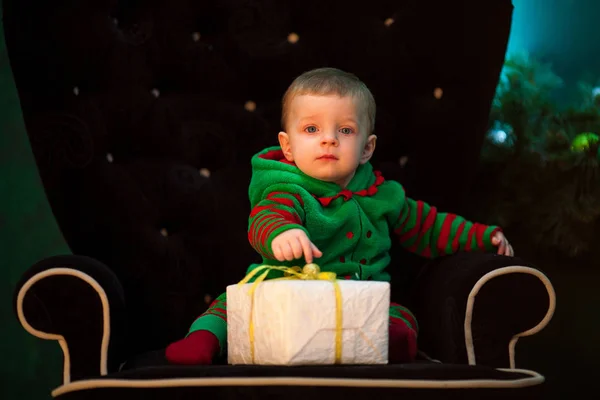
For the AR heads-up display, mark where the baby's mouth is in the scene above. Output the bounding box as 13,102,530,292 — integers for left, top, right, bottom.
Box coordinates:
317,154,338,160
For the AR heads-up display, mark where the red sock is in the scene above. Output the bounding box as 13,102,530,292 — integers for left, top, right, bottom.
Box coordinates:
388,322,418,363
165,330,220,365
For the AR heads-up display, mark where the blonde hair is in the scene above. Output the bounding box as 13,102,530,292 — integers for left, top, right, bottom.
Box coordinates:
281,67,376,134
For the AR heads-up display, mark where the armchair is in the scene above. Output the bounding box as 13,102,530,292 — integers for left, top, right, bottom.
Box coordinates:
6,0,556,398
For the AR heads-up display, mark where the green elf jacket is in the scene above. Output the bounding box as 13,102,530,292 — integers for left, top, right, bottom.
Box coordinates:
189,145,503,352
245,146,501,281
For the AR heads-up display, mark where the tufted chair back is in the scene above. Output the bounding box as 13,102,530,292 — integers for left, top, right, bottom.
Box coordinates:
4,0,512,358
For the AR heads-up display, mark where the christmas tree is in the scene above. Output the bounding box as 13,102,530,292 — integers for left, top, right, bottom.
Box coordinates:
475,52,600,258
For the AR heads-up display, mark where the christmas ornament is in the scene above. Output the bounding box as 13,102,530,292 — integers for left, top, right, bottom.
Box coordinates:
487,121,514,146
571,132,599,152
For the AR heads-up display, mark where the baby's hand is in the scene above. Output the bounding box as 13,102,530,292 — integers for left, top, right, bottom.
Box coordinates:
271,229,323,263
491,231,514,256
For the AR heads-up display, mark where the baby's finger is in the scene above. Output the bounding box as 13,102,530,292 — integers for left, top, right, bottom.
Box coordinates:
283,242,295,261
506,244,514,256
310,242,323,257
273,244,285,262
497,240,506,255
291,237,304,260
298,235,313,264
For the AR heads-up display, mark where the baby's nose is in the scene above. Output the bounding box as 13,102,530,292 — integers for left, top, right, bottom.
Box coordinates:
321,132,338,145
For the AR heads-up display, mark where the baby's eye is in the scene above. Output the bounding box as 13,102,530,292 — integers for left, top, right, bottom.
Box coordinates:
305,126,318,133
340,127,353,135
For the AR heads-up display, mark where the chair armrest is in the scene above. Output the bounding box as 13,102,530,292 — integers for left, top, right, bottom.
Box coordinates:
407,252,555,369
13,255,127,384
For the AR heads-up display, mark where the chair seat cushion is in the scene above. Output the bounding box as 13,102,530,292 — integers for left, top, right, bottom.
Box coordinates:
52,351,545,400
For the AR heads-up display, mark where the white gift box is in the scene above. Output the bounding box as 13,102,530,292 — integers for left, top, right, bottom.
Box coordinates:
226,280,390,365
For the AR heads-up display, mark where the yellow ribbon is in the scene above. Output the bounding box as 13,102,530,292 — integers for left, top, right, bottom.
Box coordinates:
237,263,343,364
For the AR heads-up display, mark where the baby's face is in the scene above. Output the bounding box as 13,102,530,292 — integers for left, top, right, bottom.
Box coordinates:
279,94,376,188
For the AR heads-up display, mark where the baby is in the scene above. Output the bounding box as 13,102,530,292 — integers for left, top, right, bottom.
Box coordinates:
166,67,514,365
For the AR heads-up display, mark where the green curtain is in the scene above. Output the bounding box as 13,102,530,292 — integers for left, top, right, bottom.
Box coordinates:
1,2,69,398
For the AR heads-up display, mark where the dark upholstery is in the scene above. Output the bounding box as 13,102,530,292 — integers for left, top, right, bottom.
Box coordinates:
4,0,514,355
5,0,556,399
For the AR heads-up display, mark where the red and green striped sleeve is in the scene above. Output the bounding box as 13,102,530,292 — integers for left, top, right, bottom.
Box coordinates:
392,197,501,258
247,191,308,259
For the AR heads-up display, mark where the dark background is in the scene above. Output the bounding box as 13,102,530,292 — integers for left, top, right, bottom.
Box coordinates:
2,0,599,399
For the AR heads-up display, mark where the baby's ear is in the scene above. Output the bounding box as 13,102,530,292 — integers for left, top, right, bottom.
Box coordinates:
278,131,294,161
360,134,377,164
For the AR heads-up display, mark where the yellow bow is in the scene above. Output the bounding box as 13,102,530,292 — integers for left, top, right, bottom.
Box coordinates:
237,263,343,364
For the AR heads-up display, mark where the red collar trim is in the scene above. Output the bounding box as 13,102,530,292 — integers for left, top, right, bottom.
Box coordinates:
259,149,385,206
313,171,385,207
259,148,297,166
